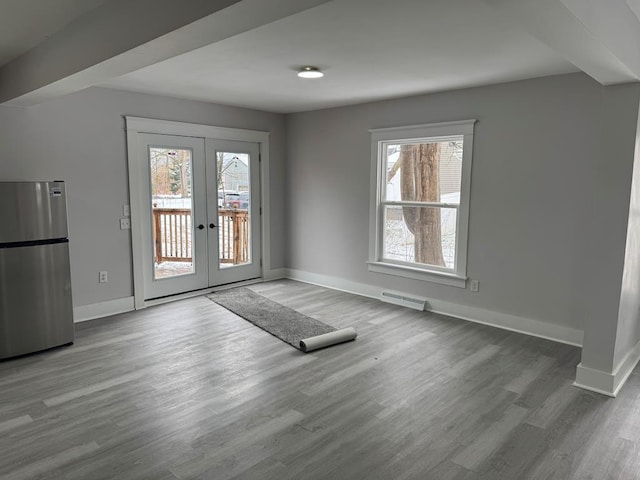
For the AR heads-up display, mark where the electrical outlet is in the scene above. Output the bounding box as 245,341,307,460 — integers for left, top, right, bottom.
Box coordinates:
120,218,131,230
470,280,479,292
99,271,108,283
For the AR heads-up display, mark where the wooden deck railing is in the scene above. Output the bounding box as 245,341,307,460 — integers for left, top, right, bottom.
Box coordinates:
153,208,192,262
152,208,249,265
218,209,249,265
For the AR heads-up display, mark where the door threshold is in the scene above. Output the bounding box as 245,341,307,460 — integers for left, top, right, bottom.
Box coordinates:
144,277,262,307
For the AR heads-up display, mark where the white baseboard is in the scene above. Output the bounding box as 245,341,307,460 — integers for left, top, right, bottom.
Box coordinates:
263,267,287,281
285,269,381,299
75,270,285,322
574,364,617,397
426,298,583,347
73,297,135,323
285,268,583,347
575,340,640,397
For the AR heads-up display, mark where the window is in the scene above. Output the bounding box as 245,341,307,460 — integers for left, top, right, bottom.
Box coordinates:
368,120,475,287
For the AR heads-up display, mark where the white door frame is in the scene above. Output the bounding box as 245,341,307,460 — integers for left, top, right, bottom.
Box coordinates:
125,116,271,309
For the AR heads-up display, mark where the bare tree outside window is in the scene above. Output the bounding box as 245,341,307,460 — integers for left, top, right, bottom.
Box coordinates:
399,143,445,266
149,148,192,199
384,138,462,268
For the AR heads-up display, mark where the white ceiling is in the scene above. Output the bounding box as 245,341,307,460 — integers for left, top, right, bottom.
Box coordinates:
3,0,639,113
0,0,108,67
99,0,578,113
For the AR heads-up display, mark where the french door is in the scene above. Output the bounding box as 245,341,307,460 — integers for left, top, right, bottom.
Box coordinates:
205,139,261,285
137,133,261,300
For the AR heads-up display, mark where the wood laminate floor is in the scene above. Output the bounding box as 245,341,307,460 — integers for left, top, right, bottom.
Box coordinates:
1,280,638,479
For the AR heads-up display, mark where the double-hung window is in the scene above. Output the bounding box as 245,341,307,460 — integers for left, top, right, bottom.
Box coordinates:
368,120,475,287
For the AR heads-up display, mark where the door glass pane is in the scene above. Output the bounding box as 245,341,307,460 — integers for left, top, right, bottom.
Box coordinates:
216,151,251,268
149,147,195,279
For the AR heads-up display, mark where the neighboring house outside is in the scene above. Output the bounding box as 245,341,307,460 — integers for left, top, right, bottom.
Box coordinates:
219,153,249,192
386,141,462,200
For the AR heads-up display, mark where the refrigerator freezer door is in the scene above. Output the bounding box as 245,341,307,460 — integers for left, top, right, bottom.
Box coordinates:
0,181,68,243
0,241,74,359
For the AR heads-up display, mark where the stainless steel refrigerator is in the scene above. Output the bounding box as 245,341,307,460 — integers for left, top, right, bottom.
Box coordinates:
0,181,74,359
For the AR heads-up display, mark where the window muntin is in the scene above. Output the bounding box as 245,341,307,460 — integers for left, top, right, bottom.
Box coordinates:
369,121,474,285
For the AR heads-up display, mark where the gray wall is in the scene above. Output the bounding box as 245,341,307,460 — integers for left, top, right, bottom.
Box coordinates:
580,84,640,372
613,99,640,369
3,72,639,364
0,87,286,308
285,73,634,333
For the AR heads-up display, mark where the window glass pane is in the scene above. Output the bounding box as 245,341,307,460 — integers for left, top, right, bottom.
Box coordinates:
382,205,457,268
384,137,463,204
149,147,195,279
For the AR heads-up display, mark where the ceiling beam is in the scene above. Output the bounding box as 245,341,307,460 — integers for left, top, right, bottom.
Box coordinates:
560,0,640,81
483,0,640,85
629,0,640,21
0,0,334,106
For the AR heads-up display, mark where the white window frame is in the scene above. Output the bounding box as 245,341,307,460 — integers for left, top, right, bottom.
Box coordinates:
367,120,476,288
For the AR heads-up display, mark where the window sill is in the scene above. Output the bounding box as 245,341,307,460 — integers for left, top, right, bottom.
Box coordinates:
367,261,467,288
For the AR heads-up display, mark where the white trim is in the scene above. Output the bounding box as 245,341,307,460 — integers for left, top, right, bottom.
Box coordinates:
259,142,272,277
383,201,459,208
369,119,477,137
425,297,583,347
286,269,381,299
263,267,287,281
124,116,271,308
73,297,135,322
144,278,263,307
612,342,640,395
125,128,145,310
284,268,583,347
574,364,616,397
125,117,270,143
456,129,473,276
367,261,467,288
574,340,640,397
71,276,268,320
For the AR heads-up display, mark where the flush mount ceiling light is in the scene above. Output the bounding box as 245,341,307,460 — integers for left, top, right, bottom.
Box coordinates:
297,66,324,79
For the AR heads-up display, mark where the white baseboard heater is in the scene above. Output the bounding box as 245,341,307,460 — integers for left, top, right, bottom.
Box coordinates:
380,290,428,311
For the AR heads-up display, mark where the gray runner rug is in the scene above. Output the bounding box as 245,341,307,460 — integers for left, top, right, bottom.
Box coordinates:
207,288,356,352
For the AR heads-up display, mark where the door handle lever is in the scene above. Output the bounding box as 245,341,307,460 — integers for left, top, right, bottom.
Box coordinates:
209,223,217,229
197,224,205,230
